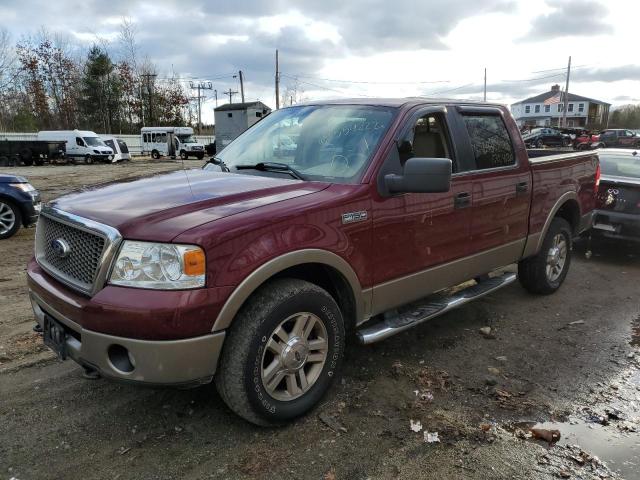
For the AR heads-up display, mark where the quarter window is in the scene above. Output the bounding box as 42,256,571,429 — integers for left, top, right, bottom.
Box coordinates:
461,114,515,170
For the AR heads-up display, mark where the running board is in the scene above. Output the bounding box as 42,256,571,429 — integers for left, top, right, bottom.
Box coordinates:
356,272,517,344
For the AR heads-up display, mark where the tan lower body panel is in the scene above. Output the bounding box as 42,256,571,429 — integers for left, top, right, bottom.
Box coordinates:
368,239,525,316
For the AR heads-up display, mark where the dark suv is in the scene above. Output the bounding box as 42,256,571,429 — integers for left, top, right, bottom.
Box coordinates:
0,174,41,239
598,129,640,149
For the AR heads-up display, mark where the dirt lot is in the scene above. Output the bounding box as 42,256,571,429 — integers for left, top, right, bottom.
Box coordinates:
1,160,639,480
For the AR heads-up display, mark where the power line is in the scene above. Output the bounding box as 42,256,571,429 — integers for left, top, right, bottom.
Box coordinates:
286,74,450,85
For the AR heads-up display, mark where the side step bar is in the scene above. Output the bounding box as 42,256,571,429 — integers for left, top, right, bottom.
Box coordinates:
356,272,517,344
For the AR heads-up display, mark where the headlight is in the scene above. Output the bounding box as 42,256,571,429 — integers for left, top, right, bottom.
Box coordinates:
109,241,205,289
10,183,36,193
94,149,100,154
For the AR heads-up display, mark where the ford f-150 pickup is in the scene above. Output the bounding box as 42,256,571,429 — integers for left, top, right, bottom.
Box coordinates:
27,99,599,425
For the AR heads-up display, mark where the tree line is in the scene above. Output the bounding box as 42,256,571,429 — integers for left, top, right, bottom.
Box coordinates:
608,104,640,130
0,20,191,134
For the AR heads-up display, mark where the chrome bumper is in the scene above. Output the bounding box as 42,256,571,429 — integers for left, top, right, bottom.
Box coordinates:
30,290,225,386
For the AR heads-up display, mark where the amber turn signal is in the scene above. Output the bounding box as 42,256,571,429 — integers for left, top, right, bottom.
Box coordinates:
183,249,206,276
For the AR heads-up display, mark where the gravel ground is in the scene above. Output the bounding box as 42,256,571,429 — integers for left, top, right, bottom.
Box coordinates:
1,160,639,480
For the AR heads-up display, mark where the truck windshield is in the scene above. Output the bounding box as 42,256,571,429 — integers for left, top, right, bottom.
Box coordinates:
177,135,197,143
214,105,396,183
83,137,106,147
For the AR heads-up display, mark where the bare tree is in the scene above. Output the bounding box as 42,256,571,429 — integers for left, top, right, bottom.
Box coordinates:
0,27,16,92
282,79,307,106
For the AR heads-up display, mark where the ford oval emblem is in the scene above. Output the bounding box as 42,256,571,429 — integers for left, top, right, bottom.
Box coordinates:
50,238,71,259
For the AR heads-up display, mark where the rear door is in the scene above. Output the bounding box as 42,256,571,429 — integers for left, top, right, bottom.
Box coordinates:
454,107,531,260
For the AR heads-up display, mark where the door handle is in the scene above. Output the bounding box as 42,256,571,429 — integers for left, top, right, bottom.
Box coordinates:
454,192,471,209
516,181,529,194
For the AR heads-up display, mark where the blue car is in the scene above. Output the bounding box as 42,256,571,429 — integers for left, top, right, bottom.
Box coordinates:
0,174,41,239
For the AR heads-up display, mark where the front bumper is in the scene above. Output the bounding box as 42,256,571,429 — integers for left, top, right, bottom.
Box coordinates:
592,210,640,242
30,289,225,385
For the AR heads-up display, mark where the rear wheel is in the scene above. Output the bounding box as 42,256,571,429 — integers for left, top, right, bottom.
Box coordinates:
518,218,572,294
215,278,345,426
0,156,9,167
0,200,21,239
151,150,160,160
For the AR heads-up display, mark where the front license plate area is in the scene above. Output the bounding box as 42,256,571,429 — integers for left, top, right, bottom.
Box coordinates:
44,315,67,360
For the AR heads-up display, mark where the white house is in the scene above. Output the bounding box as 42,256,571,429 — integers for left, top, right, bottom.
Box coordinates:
511,84,610,128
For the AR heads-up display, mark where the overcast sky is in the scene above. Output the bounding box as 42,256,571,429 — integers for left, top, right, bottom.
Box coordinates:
1,0,638,123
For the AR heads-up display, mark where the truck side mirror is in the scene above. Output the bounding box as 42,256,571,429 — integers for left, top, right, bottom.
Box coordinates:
384,157,452,194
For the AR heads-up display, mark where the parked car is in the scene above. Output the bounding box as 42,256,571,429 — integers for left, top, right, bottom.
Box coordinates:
38,130,113,164
101,136,131,163
596,129,640,149
592,148,640,242
28,99,598,425
0,174,41,239
522,128,570,148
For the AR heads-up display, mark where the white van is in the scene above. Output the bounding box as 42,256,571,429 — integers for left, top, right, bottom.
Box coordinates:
141,127,205,160
101,136,131,163
37,130,114,164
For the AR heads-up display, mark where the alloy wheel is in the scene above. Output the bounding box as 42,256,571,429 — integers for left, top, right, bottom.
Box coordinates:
0,202,16,235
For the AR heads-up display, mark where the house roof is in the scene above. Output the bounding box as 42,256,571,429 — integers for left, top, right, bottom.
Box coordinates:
513,89,610,106
214,101,271,112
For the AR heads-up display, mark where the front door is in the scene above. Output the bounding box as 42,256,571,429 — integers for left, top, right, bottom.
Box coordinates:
370,108,472,314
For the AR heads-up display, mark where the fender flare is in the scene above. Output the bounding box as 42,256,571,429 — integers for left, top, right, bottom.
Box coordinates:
523,191,579,257
211,249,368,332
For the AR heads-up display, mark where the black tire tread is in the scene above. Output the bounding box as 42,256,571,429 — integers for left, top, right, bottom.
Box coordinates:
518,217,572,294
215,278,339,426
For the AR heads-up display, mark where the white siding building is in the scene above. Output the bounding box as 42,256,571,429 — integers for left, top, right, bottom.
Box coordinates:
214,101,271,149
511,84,610,128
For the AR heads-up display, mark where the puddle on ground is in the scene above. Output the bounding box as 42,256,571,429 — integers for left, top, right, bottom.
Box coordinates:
510,369,640,479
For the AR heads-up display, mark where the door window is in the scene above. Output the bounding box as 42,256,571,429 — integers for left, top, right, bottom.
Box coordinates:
405,113,455,170
75,137,84,147
461,114,515,170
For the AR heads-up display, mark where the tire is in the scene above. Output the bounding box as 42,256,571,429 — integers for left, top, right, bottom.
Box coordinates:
215,278,345,426
180,151,188,160
518,218,572,295
35,158,44,166
0,156,8,167
151,150,160,160
0,199,21,239
19,148,33,166
536,139,544,148
197,153,204,160
84,155,94,165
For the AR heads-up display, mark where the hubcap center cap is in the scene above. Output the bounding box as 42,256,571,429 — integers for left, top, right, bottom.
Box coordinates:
281,336,309,371
548,247,561,267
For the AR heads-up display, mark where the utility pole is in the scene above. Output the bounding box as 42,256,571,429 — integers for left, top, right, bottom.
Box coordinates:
189,81,213,134
275,49,280,110
238,70,245,103
562,55,571,128
214,89,218,107
141,73,157,125
483,68,487,102
224,88,238,104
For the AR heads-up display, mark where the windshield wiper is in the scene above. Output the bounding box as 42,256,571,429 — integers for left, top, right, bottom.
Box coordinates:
208,156,230,172
235,162,306,180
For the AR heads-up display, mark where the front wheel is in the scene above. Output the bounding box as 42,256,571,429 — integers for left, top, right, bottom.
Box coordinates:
180,151,188,160
196,153,204,160
0,200,21,239
84,155,94,165
518,217,572,294
215,278,345,426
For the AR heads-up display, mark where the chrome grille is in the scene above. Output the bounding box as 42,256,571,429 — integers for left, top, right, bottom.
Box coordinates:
35,207,122,295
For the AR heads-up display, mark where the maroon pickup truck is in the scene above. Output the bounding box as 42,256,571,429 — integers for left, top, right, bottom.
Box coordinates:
28,99,599,425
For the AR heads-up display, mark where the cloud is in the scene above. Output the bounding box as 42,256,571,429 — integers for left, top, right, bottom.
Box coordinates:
520,0,613,41
571,64,640,83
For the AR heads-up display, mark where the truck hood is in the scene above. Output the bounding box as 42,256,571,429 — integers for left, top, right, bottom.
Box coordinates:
50,169,329,241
